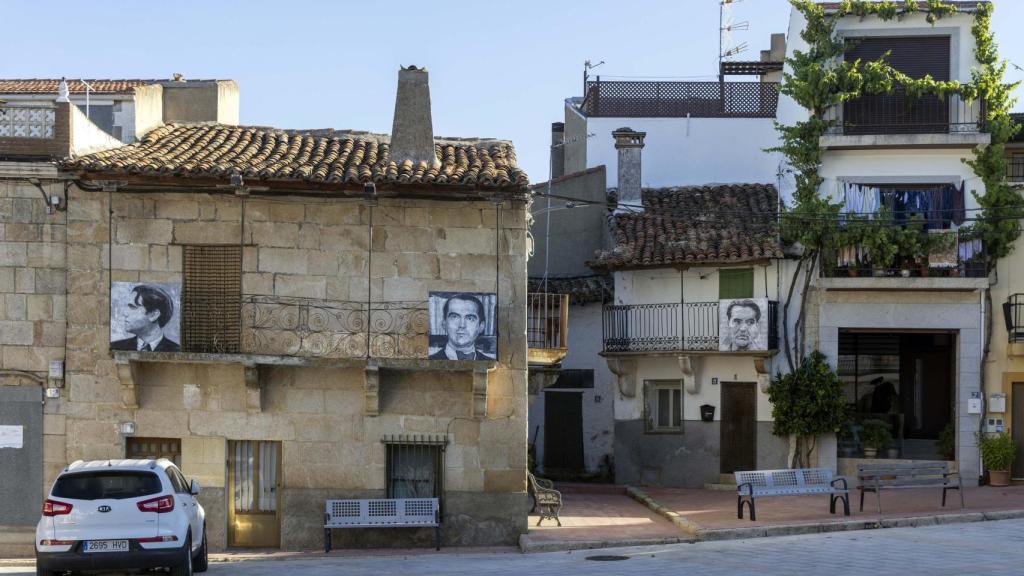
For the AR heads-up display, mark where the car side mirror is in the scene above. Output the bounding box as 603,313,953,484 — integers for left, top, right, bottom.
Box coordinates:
190,479,201,496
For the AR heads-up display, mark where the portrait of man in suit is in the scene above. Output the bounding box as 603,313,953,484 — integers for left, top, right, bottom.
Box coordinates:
110,283,181,352
428,292,496,360
719,298,768,352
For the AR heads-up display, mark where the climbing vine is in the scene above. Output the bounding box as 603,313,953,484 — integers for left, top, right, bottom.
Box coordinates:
775,0,1020,374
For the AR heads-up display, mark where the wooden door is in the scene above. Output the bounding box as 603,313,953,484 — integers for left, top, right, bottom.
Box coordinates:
227,440,281,548
544,391,584,472
1013,383,1024,479
720,382,757,474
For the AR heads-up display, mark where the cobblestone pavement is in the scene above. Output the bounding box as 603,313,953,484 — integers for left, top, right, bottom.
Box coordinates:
5,518,1024,576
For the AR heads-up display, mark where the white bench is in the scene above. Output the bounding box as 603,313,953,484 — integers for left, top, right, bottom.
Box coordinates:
324,498,440,552
735,468,850,521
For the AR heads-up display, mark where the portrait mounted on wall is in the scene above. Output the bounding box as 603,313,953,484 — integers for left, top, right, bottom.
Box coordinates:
427,292,497,360
110,282,181,352
719,297,769,352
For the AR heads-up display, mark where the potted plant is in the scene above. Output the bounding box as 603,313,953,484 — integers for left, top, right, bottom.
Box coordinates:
861,211,898,277
896,216,925,278
860,419,892,459
831,216,864,277
937,422,956,461
977,432,1016,486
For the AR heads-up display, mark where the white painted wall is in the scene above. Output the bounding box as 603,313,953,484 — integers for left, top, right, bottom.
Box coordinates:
583,116,782,189
614,265,780,306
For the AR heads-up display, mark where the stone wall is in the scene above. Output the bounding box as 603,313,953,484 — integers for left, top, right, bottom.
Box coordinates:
53,186,530,549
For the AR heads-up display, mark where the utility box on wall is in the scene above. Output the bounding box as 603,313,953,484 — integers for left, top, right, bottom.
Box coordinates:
990,393,1007,413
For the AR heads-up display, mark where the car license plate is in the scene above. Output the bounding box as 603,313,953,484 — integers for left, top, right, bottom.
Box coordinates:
83,540,129,553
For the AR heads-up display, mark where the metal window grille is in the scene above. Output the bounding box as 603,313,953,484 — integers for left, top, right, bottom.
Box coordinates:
183,245,242,353
383,435,446,512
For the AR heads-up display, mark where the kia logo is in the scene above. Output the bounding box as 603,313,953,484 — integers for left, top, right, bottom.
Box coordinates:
98,505,111,513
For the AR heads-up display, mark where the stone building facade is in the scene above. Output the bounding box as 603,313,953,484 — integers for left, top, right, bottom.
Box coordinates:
0,69,531,552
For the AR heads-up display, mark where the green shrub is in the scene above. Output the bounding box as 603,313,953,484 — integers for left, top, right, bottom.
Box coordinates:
936,423,956,460
859,419,892,451
977,432,1016,471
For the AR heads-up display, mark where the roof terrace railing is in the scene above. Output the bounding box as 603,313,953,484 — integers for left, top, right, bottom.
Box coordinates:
581,79,779,118
0,104,56,139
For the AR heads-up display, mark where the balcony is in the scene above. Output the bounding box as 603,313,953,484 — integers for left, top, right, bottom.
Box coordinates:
580,79,779,119
528,293,569,366
1008,156,1024,184
602,301,779,355
821,87,989,148
1005,294,1024,347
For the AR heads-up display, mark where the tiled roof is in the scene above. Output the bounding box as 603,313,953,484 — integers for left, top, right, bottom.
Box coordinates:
528,275,613,305
62,123,530,191
590,184,782,271
0,79,162,94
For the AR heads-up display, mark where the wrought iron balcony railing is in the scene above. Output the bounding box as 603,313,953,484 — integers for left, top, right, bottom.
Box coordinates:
1008,156,1024,183
581,79,779,118
822,229,986,279
823,87,985,136
1004,294,1024,344
602,301,779,354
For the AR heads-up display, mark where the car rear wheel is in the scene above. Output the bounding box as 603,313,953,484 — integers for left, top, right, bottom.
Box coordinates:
169,535,193,576
193,527,208,573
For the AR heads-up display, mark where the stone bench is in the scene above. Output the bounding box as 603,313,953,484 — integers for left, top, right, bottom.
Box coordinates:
857,462,963,514
323,498,440,552
735,468,850,521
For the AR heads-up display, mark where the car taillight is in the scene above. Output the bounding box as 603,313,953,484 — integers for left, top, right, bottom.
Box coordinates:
137,535,179,543
42,499,73,516
136,495,174,513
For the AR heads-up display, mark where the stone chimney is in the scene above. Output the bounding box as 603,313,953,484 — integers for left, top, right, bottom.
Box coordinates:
551,122,565,179
390,66,440,167
612,127,645,212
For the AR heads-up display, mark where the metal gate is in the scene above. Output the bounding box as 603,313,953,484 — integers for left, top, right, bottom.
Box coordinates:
0,386,42,526
227,440,281,548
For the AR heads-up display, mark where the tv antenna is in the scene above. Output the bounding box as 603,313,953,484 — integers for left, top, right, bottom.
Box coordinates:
720,0,750,72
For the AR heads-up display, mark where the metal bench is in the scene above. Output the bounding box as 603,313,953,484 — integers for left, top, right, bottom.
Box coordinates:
857,462,963,514
323,498,440,552
735,468,850,521
527,472,563,526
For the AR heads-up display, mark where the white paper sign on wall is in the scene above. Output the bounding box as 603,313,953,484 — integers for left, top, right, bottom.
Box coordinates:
0,425,24,449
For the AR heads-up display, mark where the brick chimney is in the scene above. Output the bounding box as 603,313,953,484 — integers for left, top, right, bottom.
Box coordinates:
390,66,440,167
613,127,645,212
551,122,565,179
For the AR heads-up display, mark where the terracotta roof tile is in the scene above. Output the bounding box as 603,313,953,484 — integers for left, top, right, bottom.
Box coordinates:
62,123,530,191
528,275,613,305
590,183,782,271
0,79,178,95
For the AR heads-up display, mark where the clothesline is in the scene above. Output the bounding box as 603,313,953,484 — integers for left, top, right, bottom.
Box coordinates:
839,182,967,228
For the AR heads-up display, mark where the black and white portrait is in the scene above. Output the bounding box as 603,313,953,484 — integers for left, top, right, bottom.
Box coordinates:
427,292,497,360
719,298,769,352
110,282,181,352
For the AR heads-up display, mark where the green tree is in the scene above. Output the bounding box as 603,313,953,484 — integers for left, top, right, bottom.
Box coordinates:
768,351,851,468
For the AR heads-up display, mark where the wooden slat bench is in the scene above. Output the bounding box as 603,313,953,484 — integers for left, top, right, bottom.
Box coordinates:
857,462,963,514
735,468,849,521
323,498,440,552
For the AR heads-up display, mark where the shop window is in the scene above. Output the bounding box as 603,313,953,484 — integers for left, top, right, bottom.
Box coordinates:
644,380,683,433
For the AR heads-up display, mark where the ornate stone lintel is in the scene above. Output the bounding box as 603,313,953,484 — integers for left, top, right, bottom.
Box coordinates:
606,357,638,398
754,357,771,393
678,355,701,395
115,360,139,409
364,362,380,417
472,366,492,419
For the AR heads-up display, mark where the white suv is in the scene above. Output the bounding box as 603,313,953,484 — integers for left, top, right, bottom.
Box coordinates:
35,459,207,576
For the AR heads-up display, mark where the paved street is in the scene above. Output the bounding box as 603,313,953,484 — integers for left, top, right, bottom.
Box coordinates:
5,518,1024,576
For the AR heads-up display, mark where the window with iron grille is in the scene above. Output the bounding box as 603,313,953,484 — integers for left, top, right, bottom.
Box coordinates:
182,245,241,353
384,435,446,509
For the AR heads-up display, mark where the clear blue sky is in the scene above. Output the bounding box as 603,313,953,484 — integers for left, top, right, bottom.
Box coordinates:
5,0,1024,182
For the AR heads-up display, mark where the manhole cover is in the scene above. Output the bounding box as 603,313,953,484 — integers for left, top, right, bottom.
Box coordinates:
585,555,630,561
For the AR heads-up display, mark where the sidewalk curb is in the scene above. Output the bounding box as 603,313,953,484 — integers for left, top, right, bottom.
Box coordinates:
518,534,691,554
625,486,705,537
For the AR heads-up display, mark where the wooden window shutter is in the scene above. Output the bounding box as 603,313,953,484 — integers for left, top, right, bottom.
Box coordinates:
182,245,242,353
719,268,754,299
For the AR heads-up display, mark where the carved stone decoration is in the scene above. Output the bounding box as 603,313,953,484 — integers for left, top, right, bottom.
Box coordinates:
754,357,771,393
364,362,380,417
115,360,140,409
678,355,702,395
605,357,638,398
472,366,491,419
527,369,560,396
